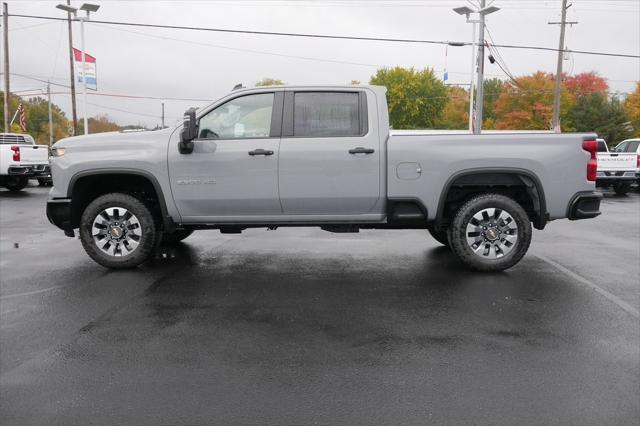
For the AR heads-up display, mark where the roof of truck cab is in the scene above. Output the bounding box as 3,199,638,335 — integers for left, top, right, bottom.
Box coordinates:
229,84,385,94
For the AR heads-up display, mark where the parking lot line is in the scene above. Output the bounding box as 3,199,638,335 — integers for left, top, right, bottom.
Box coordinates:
0,285,65,300
535,253,640,319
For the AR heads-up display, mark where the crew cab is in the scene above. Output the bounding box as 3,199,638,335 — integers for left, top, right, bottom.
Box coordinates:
612,138,640,187
595,138,637,195
0,133,50,191
47,85,602,271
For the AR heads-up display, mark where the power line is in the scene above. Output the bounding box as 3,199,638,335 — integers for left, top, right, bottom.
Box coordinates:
7,13,640,59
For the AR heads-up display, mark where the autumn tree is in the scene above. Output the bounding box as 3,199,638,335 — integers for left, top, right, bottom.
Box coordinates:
369,67,448,129
624,82,640,137
255,78,284,87
564,72,608,99
78,114,121,134
493,71,574,131
438,85,468,130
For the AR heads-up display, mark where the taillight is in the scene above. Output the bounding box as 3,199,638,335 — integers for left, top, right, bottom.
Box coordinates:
10,145,20,162
637,154,640,168
582,139,597,182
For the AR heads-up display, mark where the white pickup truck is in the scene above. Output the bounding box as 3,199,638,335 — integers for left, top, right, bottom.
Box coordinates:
595,138,637,195
0,133,51,191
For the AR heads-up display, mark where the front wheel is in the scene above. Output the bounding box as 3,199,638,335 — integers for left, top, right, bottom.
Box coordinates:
79,193,159,269
448,193,532,272
613,183,630,196
4,176,29,192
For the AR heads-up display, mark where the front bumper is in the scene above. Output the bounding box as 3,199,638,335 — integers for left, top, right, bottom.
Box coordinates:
568,192,602,220
46,198,75,237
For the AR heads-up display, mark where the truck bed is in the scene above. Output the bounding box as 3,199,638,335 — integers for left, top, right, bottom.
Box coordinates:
387,132,595,221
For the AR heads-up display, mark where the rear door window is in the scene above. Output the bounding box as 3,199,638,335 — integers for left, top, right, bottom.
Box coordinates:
293,92,363,137
624,140,639,152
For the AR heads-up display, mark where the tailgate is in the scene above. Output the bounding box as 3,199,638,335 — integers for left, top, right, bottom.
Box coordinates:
18,144,49,164
596,153,636,171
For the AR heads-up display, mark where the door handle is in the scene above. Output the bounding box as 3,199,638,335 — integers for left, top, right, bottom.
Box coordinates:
348,147,375,154
248,149,274,156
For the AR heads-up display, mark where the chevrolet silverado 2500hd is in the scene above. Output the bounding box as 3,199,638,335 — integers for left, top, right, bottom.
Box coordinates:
595,138,637,195
46,85,602,271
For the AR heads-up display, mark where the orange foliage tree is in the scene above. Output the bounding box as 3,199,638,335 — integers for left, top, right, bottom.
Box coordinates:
493,71,574,131
624,82,640,137
564,72,609,99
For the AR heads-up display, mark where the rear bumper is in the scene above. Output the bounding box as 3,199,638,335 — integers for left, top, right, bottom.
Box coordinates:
568,192,602,220
8,164,50,178
596,171,636,182
46,198,75,237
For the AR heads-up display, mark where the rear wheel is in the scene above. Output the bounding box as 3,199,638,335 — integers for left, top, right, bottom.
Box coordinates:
613,182,630,196
161,229,194,244
79,193,158,269
428,227,450,247
5,176,28,192
448,193,532,272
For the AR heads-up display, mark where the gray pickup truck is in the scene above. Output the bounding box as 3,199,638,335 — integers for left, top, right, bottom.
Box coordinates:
47,85,601,271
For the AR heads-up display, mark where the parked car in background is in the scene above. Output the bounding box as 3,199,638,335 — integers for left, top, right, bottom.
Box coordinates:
595,138,637,195
47,85,602,272
612,138,640,187
0,133,50,192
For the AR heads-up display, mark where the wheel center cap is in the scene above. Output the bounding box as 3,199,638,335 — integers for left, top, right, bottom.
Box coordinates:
110,227,123,238
485,228,499,241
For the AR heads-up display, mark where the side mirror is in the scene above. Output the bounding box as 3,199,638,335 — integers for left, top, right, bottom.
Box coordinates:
178,107,198,154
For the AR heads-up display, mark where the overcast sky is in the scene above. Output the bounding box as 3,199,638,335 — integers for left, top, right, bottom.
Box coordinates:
5,0,640,129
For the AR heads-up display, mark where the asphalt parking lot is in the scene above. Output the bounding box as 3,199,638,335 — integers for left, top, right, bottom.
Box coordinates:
1,184,639,425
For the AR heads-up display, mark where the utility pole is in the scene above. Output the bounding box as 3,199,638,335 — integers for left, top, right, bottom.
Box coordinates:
549,0,577,133
65,0,78,135
474,0,486,134
47,81,53,146
3,2,9,133
161,102,165,128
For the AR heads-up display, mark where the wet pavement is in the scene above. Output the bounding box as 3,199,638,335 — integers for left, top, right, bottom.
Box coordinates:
1,184,639,425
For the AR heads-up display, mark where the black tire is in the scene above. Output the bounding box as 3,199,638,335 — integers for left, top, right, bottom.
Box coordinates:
428,227,450,247
161,229,194,244
613,183,630,196
5,176,29,192
79,193,158,269
448,193,532,272
37,178,51,187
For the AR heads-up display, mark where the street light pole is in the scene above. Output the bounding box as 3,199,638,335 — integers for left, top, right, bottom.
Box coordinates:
79,14,88,135
453,3,500,134
468,21,477,133
65,0,78,136
474,0,486,134
56,3,99,136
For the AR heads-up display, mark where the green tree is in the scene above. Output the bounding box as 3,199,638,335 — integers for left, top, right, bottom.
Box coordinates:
255,78,284,87
571,93,632,144
369,67,448,129
482,78,505,124
1,92,71,144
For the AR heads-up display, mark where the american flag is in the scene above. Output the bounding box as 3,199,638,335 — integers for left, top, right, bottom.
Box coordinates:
17,103,27,132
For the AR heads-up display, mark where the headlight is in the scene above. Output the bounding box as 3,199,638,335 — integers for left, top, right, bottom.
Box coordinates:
51,147,66,157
